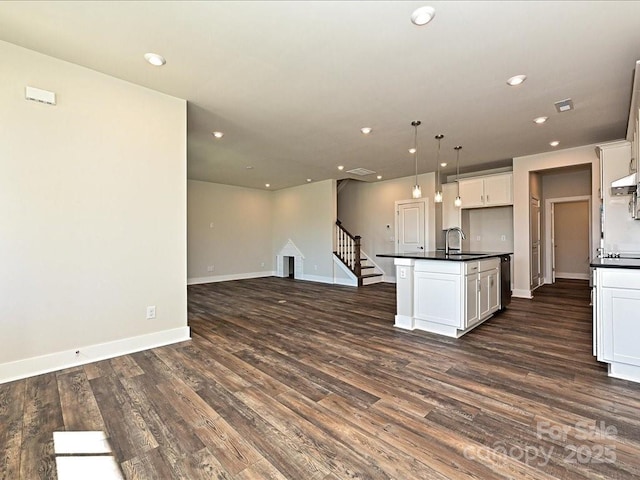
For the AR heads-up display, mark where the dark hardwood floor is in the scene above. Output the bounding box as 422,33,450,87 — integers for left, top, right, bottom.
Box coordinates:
2,277,640,479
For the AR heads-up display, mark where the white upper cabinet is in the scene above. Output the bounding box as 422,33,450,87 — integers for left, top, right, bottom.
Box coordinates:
458,173,513,209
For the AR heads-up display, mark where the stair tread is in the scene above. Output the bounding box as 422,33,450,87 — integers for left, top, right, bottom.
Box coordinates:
360,273,383,278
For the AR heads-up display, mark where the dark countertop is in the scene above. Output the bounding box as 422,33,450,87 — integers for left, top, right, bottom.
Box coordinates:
377,251,512,261
590,258,640,269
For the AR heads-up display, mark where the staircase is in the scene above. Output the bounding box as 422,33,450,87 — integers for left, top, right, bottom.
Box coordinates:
334,220,384,286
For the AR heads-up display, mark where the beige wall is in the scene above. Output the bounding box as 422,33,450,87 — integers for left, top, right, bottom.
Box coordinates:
542,168,592,199
337,173,436,280
0,41,187,374
554,201,590,278
513,144,600,297
273,180,337,282
187,180,273,282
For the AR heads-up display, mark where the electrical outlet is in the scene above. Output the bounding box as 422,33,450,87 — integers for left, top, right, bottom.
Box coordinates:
476,235,481,241
146,306,156,320
261,262,265,267
314,265,318,271
501,235,506,241
209,222,214,228
207,265,214,272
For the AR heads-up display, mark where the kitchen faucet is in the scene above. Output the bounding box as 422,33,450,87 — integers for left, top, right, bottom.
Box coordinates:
445,227,466,254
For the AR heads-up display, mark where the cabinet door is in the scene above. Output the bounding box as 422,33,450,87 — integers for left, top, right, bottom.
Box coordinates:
415,272,461,327
484,174,513,206
601,287,640,366
478,270,491,319
465,274,479,327
442,183,461,229
458,178,484,208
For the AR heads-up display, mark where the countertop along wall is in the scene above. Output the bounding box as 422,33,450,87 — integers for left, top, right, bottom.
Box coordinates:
0,41,188,382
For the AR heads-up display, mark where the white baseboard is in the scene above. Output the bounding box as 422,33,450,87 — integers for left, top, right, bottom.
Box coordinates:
512,288,533,299
188,271,276,285
555,272,590,280
0,326,191,385
333,277,358,287
302,274,335,285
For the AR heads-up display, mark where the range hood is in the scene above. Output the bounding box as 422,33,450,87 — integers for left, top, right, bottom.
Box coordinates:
611,172,637,195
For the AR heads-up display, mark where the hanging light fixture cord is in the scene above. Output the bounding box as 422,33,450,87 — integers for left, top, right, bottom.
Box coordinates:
412,121,420,185
454,145,463,206
435,134,444,202
411,121,422,198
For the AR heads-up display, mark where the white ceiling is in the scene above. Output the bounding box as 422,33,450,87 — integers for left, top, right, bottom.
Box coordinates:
1,1,639,190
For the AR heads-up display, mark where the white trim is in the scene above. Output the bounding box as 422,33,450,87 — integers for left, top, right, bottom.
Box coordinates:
512,288,533,299
394,198,431,254
332,254,358,287
608,362,640,383
544,195,591,284
0,326,191,384
555,272,590,280
276,239,305,279
301,274,335,284
188,271,275,285
383,275,396,283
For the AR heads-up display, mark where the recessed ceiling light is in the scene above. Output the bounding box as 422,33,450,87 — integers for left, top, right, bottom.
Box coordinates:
377,175,382,180
411,6,436,26
144,52,166,66
306,178,312,182
506,74,527,86
360,127,372,135
246,166,254,169
212,131,224,139
440,162,447,167
265,183,270,188
533,116,548,124
338,165,344,171
550,140,560,147
408,148,417,154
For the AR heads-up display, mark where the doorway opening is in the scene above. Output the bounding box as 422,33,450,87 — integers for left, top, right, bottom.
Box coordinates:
545,196,591,283
283,256,295,279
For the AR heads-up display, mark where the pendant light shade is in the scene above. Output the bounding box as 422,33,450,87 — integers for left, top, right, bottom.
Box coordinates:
411,121,422,199
454,145,462,207
434,134,444,203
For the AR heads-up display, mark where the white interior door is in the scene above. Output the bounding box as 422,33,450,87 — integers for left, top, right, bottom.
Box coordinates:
396,200,426,253
530,197,542,289
550,203,556,283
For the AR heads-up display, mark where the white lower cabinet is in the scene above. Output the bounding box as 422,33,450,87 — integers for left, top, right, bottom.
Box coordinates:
413,258,500,337
594,267,640,383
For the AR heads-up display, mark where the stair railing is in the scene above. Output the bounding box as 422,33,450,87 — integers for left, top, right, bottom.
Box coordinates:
335,220,361,276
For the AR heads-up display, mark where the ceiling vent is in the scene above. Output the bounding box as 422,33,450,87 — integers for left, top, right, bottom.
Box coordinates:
346,167,376,176
554,98,574,113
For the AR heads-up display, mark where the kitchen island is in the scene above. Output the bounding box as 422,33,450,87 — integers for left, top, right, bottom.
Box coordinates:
377,251,511,338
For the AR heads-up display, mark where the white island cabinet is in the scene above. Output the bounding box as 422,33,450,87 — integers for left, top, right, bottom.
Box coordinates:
593,265,640,383
393,256,501,338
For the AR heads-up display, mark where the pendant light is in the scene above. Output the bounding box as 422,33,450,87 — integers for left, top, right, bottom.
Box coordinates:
411,121,422,199
434,134,444,203
454,145,462,207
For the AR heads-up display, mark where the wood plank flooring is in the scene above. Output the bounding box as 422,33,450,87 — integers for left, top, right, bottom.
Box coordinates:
2,277,640,479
